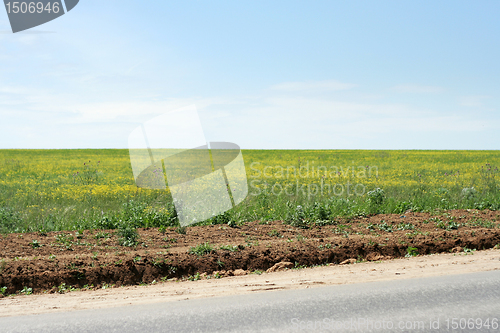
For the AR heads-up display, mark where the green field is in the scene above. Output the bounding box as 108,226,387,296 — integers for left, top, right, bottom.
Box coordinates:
1,149,499,233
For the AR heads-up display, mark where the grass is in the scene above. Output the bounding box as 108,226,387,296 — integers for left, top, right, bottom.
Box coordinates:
1,149,500,234
188,242,214,256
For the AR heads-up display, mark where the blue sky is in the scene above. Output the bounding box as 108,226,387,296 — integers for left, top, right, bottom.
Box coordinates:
0,1,499,149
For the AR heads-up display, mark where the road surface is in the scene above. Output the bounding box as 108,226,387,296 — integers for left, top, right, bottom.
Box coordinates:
1,270,499,332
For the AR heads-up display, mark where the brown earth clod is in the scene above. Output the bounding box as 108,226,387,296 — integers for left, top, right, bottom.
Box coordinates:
266,262,294,273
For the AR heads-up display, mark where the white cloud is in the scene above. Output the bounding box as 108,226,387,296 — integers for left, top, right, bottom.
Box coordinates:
198,89,497,149
270,80,357,92
0,85,30,94
459,95,491,107
391,84,445,94
1,79,498,149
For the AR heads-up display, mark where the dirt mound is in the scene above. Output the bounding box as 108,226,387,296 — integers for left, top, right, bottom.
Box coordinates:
1,209,500,295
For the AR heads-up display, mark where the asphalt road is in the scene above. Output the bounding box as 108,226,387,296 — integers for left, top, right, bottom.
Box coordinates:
1,270,499,333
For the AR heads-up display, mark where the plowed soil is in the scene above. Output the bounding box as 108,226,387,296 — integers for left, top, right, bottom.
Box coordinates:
1,209,500,295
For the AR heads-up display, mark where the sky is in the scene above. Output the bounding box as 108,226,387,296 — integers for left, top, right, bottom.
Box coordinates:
0,0,499,149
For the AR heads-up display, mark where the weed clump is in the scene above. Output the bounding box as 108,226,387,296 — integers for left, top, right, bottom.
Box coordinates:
117,225,139,247
189,242,214,256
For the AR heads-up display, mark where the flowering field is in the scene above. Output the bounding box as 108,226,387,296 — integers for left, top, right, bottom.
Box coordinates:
2,149,500,295
0,149,499,233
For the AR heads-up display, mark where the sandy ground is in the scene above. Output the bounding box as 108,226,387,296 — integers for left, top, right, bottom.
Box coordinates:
1,248,499,318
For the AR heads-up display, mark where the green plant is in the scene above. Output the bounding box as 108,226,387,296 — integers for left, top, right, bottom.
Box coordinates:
287,205,309,229
188,272,201,281
397,222,415,231
133,256,142,263
163,237,177,243
333,224,351,234
406,247,419,257
75,230,84,239
293,261,306,269
463,247,476,254
268,229,281,237
0,259,6,272
436,220,460,231
73,160,102,185
0,207,22,234
94,231,110,239
219,244,239,252
0,286,7,296
20,286,33,295
367,188,385,213
30,239,42,249
117,225,139,247
245,236,259,247
176,226,187,235
158,225,167,234
152,257,164,267
366,223,376,231
58,283,76,294
55,233,74,250
188,242,214,256
217,259,225,267
469,218,496,229
461,187,477,199
377,221,393,233
48,254,56,260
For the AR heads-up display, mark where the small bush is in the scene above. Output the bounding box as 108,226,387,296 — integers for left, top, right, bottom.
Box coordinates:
287,205,309,229
117,225,139,247
368,188,385,206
